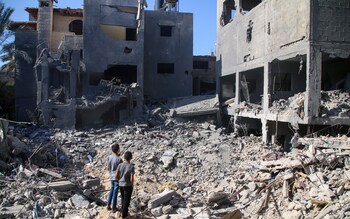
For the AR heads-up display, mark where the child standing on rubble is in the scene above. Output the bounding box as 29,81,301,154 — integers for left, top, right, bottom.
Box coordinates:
116,151,135,219
106,143,122,213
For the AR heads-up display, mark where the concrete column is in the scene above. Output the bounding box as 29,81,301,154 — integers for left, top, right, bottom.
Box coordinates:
135,9,145,118
37,0,53,53
262,62,272,144
235,0,243,15
305,47,322,122
263,62,271,112
37,0,53,127
40,51,49,102
233,72,240,134
235,72,240,106
70,51,80,98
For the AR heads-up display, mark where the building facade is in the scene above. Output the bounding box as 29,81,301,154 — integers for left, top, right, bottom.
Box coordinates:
192,55,216,96
12,0,193,128
216,0,350,146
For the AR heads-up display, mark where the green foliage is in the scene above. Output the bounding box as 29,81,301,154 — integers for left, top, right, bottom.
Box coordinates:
0,1,14,76
0,2,15,119
0,2,13,34
1,41,15,73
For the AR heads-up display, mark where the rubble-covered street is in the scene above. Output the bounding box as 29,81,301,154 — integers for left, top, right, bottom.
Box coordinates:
2,0,350,218
1,105,350,219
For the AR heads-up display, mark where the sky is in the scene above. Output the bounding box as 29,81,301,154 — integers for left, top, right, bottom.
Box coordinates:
3,0,217,56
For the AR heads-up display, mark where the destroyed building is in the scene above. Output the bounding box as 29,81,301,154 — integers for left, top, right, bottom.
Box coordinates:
193,55,216,96
12,0,193,128
216,0,350,146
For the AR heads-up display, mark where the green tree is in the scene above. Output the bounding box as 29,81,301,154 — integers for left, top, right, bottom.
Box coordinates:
1,2,33,75
0,1,14,44
0,1,14,75
0,1,14,119
1,41,15,73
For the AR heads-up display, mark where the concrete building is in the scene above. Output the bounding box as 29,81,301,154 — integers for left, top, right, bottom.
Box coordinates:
216,0,350,146
192,55,216,96
12,0,193,128
144,10,193,100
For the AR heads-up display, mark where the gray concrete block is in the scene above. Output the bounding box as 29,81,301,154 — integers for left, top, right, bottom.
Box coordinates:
148,190,176,209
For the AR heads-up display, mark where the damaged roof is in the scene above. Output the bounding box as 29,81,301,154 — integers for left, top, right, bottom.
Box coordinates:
25,7,83,20
9,21,37,31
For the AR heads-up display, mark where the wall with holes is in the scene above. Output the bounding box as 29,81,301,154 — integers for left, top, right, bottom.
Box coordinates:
83,0,144,77
143,10,193,100
216,0,310,76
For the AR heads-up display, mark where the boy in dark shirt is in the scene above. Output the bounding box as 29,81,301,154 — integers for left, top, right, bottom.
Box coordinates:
106,143,122,212
116,151,135,219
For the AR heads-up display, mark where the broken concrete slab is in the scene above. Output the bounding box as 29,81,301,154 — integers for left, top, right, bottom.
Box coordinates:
170,95,219,117
0,205,25,218
82,178,100,189
36,180,76,192
70,194,90,209
160,150,178,168
38,168,63,178
148,190,176,209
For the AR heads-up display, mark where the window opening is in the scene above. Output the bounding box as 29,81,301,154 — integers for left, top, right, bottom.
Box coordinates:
160,26,172,37
157,63,174,74
126,28,137,41
69,20,83,35
220,0,235,26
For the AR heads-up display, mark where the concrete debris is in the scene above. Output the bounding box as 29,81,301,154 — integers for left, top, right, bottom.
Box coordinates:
270,90,350,118
148,190,176,209
237,101,263,115
36,181,76,192
0,107,349,218
170,95,220,117
70,194,90,209
160,150,178,168
76,80,129,109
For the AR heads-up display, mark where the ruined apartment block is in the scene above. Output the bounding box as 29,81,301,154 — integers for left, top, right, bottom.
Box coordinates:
217,0,350,146
193,55,216,96
13,0,193,128
144,8,193,100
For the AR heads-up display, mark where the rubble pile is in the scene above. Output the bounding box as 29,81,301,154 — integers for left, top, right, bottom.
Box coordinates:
320,90,350,117
76,80,129,108
270,93,305,119
0,106,350,218
238,101,263,115
270,90,350,119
